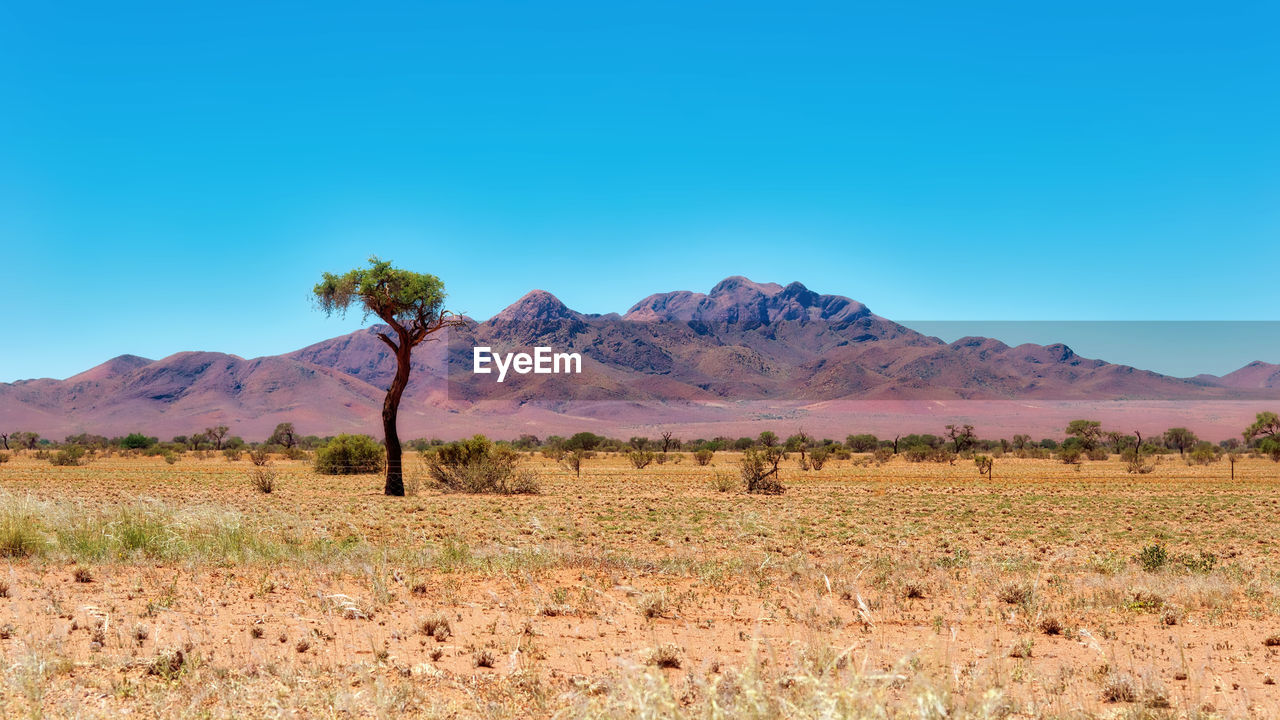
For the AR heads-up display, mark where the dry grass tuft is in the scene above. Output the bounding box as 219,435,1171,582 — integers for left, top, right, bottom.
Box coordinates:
1038,615,1063,636
638,592,672,619
419,612,452,641
1101,673,1138,703
147,648,186,679
996,581,1031,605
647,643,682,669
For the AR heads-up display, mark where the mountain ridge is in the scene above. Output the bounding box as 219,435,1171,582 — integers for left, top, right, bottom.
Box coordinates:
2,278,1276,438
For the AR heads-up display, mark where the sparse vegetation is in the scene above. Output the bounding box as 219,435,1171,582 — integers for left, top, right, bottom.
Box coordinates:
0,442,1274,717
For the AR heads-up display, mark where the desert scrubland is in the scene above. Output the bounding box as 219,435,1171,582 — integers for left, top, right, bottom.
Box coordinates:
0,451,1278,719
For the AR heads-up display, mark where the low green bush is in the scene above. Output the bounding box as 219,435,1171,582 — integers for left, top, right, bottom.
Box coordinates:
50,446,88,467
314,434,384,475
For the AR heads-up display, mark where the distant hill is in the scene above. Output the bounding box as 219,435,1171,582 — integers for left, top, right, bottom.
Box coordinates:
2,277,1276,439
1195,361,1280,390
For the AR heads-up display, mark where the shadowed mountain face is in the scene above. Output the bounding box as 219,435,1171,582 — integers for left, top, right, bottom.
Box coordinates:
2,277,1276,438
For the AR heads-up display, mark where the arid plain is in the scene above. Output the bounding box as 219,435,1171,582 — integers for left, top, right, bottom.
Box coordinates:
0,451,1278,719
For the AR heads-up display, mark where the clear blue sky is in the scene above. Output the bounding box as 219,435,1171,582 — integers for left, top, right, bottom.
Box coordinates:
1,1,1277,382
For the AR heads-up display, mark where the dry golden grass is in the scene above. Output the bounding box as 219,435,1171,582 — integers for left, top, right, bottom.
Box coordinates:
0,449,1277,718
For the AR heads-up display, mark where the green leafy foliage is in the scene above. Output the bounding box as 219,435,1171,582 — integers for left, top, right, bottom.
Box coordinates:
314,435,385,475
1137,543,1169,572
844,434,878,452
1244,411,1279,442
121,433,155,450
314,256,447,327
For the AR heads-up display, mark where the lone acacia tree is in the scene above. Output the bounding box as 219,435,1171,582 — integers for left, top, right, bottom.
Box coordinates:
314,257,463,496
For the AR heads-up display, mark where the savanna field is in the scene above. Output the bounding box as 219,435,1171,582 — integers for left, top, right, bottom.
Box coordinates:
0,451,1278,719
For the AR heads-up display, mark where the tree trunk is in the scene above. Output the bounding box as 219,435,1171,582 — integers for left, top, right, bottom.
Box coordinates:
383,342,413,496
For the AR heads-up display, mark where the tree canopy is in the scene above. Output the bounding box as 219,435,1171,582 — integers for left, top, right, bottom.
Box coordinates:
314,256,455,346
1245,411,1279,441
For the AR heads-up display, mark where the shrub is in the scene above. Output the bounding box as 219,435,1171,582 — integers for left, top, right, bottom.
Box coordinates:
419,612,452,641
1058,447,1083,464
693,449,714,466
564,432,604,451
1008,638,1033,658
0,513,44,558
249,468,276,494
561,450,585,478
1123,448,1154,474
1187,442,1220,465
647,643,682,669
1101,673,1137,703
1137,543,1169,572
974,455,994,478
1177,550,1217,573
248,448,271,466
996,582,1033,606
148,648,187,680
740,448,785,495
928,447,956,464
873,447,893,465
473,648,496,668
628,450,655,469
314,434,384,475
0,452,9,464
903,445,931,463
845,434,878,452
709,473,737,493
638,591,672,619
1086,448,1109,461
120,433,155,450
808,446,829,470
223,448,243,462
1038,616,1064,636
426,435,538,494
50,446,88,467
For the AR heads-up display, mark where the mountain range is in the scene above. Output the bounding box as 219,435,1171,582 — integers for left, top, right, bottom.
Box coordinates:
2,277,1276,440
